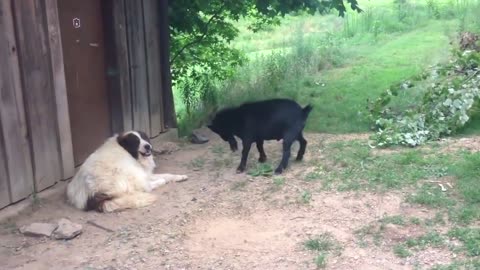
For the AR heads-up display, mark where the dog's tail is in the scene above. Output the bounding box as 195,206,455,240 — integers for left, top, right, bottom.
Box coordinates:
86,192,114,212
302,104,313,119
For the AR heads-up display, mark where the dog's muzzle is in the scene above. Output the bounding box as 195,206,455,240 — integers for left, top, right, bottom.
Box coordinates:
141,144,152,156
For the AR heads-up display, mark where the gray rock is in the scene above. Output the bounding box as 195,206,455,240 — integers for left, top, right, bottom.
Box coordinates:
53,218,83,240
20,222,58,237
190,130,209,144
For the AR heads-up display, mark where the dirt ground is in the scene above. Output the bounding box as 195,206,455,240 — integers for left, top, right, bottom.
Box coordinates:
0,130,460,270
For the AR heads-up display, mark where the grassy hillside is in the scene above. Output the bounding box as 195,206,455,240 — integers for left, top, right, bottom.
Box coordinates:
174,0,480,135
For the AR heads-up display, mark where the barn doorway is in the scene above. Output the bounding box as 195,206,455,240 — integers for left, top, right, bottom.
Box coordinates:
58,0,112,166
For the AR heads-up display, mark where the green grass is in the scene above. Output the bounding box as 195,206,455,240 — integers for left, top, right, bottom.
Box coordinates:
393,244,412,258
405,231,445,249
380,215,406,226
409,217,422,225
407,184,456,208
302,21,453,133
273,176,285,186
321,140,451,191
304,233,342,268
320,140,480,225
391,231,446,258
231,180,249,191
304,233,340,252
355,224,383,247
188,157,206,171
448,227,480,257
431,259,480,270
391,228,480,262
449,151,480,204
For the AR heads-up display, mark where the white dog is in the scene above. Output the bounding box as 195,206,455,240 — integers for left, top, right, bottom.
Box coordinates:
66,130,187,212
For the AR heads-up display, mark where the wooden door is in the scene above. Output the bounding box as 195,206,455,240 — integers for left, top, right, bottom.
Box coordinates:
58,0,111,166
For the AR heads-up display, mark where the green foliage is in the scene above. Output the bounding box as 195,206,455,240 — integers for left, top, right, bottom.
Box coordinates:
169,0,361,115
368,49,480,147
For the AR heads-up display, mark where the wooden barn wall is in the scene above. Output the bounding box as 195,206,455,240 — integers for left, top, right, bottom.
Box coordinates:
103,0,176,137
0,0,174,209
0,0,74,209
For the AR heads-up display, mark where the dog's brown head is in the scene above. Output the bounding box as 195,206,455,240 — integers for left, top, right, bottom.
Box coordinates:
116,130,152,159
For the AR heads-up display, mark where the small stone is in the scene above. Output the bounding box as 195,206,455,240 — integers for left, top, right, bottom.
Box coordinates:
190,130,209,144
53,218,83,240
20,222,58,237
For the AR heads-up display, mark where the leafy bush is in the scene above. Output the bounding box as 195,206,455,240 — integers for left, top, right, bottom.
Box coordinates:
368,48,480,147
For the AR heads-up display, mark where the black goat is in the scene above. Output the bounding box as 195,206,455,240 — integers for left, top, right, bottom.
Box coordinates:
207,98,313,174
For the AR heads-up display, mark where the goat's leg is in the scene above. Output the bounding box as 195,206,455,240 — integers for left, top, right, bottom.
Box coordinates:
296,132,307,161
256,140,267,163
237,140,252,173
275,138,294,174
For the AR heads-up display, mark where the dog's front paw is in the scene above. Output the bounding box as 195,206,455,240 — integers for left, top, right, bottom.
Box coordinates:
175,175,188,182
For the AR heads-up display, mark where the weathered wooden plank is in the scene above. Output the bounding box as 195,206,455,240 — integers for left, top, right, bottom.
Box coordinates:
103,0,132,133
0,0,35,202
125,0,150,134
0,120,11,209
143,0,164,135
13,0,62,191
45,0,75,180
158,0,177,129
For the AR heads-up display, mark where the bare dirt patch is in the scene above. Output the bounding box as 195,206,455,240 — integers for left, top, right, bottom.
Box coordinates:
0,130,472,270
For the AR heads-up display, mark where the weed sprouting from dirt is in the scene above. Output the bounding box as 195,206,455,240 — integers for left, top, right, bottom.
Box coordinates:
304,232,342,268
393,244,412,258
300,190,312,204
380,215,406,226
189,157,206,171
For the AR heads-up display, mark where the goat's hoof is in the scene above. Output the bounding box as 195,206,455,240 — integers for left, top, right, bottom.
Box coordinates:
258,156,267,163
236,167,245,174
295,156,303,162
274,168,283,174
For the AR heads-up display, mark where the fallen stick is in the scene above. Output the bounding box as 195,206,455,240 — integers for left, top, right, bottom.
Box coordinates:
86,220,114,233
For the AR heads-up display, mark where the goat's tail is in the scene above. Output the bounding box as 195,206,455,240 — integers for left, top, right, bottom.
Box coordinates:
302,104,313,119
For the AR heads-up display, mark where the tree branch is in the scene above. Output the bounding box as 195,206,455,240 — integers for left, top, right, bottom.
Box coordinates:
170,3,226,66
